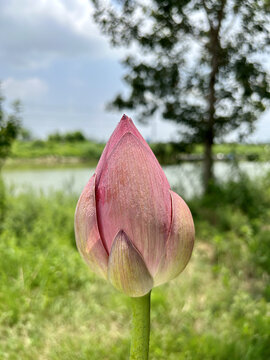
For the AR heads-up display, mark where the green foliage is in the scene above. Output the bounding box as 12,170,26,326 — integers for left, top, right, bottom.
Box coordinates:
8,139,105,166
188,172,270,280
193,173,269,219
91,0,270,187
6,140,270,167
48,131,86,143
0,96,21,166
1,173,270,359
0,176,5,232
92,0,270,141
194,143,270,162
151,142,193,164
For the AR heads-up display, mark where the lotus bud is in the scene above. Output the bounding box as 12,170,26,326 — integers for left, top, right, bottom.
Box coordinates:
75,115,195,297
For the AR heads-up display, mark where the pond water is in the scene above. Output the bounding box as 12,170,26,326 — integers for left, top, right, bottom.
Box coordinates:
3,161,270,199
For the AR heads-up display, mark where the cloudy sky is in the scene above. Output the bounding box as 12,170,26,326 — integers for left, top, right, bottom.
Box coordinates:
0,0,269,142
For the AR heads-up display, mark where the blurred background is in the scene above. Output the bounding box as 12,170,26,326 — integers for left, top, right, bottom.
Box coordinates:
0,1,270,359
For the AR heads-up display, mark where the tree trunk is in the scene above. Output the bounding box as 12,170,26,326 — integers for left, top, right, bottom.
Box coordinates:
204,49,216,193
202,0,226,193
203,135,214,192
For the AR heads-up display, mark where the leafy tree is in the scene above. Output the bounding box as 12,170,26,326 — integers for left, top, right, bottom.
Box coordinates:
0,92,21,229
0,95,22,168
91,0,270,190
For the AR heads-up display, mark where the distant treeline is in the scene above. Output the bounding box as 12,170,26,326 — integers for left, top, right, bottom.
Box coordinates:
7,131,270,166
47,131,86,143
2,129,267,167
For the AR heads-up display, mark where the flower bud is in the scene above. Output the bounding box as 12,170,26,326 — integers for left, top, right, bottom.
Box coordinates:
75,115,194,297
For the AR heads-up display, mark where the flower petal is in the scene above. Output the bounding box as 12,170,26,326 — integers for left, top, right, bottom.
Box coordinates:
95,115,169,189
96,132,171,275
108,230,153,297
154,191,195,286
74,174,108,279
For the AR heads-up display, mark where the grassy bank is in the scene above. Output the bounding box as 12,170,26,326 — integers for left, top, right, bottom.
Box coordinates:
6,140,270,168
0,174,270,359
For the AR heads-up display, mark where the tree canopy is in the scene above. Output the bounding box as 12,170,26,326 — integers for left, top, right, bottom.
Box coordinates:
91,0,270,189
0,94,21,167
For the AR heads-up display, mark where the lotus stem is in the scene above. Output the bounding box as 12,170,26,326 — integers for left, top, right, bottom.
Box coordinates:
130,291,151,360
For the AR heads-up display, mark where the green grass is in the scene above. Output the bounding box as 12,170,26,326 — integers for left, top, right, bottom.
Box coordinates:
0,173,270,359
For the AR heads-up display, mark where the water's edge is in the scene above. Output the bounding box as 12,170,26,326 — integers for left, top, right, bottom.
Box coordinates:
3,161,270,199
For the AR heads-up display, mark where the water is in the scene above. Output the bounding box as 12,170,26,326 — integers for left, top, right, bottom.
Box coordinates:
3,161,270,199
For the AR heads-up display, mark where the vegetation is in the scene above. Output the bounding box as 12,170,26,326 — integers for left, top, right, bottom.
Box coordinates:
7,139,105,166
48,131,86,143
192,143,270,162
91,0,270,190
5,139,270,167
0,96,21,168
0,94,21,228
1,173,269,359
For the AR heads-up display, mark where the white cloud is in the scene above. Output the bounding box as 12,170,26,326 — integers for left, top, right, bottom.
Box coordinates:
2,77,48,101
0,0,117,69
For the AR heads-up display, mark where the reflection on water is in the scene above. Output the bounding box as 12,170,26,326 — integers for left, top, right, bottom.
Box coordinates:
3,161,270,199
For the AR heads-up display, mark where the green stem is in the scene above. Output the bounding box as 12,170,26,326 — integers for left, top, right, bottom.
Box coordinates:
130,291,151,360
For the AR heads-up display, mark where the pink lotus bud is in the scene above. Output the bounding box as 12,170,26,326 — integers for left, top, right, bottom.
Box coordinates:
75,115,194,297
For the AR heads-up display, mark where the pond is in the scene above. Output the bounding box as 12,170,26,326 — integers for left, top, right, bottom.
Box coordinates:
2,161,270,199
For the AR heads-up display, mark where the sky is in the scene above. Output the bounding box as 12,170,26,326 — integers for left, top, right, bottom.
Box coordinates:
0,0,269,143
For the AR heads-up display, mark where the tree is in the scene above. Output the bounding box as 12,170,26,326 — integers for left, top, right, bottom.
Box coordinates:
0,94,22,168
0,92,21,230
91,0,270,191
